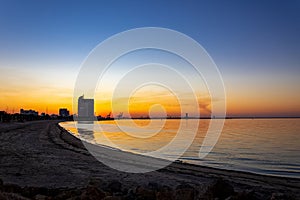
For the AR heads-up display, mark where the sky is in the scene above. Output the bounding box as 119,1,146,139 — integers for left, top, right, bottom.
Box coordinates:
0,0,299,117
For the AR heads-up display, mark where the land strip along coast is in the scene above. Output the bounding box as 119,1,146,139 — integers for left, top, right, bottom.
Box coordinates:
0,120,299,199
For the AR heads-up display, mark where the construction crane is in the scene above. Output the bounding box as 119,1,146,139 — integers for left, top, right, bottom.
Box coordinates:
116,112,123,119
106,112,111,119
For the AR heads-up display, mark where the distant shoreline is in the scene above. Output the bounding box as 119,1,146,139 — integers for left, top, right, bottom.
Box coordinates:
95,116,300,121
121,116,300,119
1,109,299,124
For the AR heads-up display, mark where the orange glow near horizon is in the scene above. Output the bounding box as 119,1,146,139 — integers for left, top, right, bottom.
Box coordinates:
1,94,300,117
0,93,73,115
1,67,300,117
1,87,300,117
1,86,300,117
0,67,75,115
94,85,213,118
225,86,300,117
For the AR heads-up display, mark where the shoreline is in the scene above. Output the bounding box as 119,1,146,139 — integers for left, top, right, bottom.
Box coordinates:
0,120,299,199
61,121,299,180
58,122,300,186
61,120,300,179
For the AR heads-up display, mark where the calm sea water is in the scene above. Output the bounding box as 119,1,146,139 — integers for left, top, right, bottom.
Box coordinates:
60,119,300,178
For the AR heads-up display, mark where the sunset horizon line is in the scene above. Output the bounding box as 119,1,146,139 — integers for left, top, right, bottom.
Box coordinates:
1,107,299,119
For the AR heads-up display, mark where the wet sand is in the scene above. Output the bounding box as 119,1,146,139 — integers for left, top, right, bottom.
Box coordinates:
0,120,299,199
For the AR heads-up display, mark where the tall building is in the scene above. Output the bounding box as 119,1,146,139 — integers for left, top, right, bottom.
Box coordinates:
78,95,94,120
59,108,70,117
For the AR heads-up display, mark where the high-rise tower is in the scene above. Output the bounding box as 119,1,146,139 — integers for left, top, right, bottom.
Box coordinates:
78,95,94,121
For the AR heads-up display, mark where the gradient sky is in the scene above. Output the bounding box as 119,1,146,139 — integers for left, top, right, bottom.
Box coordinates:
0,0,299,117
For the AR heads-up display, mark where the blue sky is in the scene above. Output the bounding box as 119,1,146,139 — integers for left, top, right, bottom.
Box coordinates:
0,0,299,116
1,0,299,71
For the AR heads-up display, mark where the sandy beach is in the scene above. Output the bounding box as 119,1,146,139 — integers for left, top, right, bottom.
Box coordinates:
0,120,299,200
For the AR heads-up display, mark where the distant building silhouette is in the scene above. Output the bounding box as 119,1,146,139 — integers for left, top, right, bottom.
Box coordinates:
59,108,70,117
51,114,58,119
20,109,38,116
0,111,7,122
78,95,94,121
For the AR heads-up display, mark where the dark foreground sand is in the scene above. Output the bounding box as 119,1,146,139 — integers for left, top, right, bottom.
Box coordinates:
0,120,299,200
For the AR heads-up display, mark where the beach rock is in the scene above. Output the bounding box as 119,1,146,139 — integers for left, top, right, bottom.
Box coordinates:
107,180,122,193
136,186,156,200
88,178,103,189
175,184,195,200
270,192,296,200
3,183,22,194
0,192,5,199
81,185,106,200
148,182,160,191
21,186,49,198
235,190,259,200
34,194,49,200
103,196,122,200
0,191,30,200
51,189,83,200
156,186,174,200
123,189,135,200
225,190,259,200
205,178,235,200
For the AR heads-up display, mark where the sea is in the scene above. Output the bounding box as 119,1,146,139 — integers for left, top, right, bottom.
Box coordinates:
59,118,300,178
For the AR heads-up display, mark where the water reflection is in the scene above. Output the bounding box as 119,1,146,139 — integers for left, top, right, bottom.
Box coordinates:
60,119,300,178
